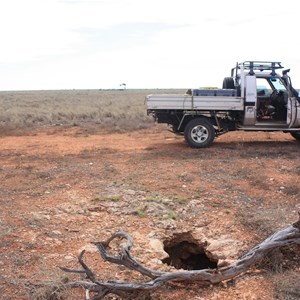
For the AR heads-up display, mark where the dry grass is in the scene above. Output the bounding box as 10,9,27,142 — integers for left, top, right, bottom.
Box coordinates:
0,89,183,132
274,270,300,299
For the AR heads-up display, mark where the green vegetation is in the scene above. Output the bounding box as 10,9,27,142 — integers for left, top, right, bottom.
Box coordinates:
173,196,191,204
133,205,148,217
91,194,122,202
165,210,177,220
145,193,163,203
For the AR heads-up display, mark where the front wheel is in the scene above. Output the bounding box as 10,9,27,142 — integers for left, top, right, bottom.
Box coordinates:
291,131,300,141
184,118,215,148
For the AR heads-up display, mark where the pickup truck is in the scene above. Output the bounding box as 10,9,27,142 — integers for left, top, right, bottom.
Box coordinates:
146,61,300,148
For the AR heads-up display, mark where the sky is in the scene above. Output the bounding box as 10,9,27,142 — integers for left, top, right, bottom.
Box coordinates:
1,0,300,90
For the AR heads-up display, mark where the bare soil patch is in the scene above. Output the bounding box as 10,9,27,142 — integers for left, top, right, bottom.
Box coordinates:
0,124,299,299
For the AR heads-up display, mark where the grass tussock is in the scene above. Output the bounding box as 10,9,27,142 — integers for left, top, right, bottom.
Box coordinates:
0,89,183,132
274,271,300,300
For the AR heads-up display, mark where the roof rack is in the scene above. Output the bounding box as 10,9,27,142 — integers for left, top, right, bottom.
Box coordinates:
240,61,283,71
238,61,284,76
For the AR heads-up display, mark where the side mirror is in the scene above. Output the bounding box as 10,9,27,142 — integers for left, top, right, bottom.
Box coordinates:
282,69,290,76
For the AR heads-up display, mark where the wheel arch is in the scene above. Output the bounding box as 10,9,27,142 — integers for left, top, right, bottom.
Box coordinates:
179,114,215,132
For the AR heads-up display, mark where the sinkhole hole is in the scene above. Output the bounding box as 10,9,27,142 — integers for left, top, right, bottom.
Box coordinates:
162,232,218,270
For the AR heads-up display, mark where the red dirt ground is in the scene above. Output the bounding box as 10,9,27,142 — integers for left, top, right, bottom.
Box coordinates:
0,125,299,299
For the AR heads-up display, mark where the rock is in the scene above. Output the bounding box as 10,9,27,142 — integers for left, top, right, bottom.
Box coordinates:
190,228,207,242
64,255,74,261
147,231,157,238
217,259,235,267
206,238,243,262
52,230,62,235
126,189,136,195
90,212,101,217
148,258,163,268
158,219,177,230
148,238,168,260
161,198,172,204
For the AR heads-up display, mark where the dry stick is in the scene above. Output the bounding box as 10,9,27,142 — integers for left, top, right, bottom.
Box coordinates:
93,231,166,278
59,213,300,298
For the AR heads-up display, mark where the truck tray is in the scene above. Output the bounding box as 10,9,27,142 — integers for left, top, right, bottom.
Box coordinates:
146,94,243,111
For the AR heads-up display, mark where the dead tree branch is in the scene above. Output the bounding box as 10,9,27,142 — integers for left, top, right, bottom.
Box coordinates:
56,213,300,299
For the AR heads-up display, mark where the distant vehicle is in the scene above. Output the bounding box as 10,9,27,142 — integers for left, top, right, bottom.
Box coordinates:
146,61,300,148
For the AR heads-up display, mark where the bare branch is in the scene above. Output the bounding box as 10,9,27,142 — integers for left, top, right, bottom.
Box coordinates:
49,213,300,299
93,230,165,279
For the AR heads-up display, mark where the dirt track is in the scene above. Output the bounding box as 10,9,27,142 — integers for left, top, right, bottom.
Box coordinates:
0,125,299,299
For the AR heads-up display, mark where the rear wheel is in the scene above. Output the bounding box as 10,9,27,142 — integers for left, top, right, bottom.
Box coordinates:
184,118,215,148
291,131,300,141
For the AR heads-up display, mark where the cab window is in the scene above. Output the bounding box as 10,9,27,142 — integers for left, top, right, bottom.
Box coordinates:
270,77,287,92
256,78,271,96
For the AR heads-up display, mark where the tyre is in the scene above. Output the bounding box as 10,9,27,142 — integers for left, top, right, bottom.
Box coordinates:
222,77,235,89
291,131,300,141
184,118,215,148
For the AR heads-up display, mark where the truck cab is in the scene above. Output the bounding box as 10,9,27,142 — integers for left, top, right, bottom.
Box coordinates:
232,61,299,129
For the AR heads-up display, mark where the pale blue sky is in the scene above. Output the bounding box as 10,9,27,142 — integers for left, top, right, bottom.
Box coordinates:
0,0,300,90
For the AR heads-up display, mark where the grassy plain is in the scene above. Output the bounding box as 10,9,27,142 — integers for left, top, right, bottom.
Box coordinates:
0,89,183,131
